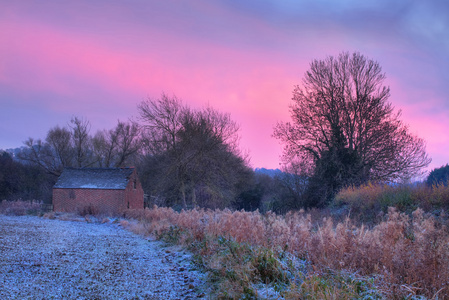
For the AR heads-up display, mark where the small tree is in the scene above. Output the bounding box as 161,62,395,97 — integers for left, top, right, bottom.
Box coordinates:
274,52,431,206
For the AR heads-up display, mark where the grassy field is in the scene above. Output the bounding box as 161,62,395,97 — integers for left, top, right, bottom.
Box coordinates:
124,189,449,299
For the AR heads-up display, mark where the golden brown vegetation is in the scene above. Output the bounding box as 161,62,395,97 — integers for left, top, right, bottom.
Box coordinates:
125,205,449,299
335,182,449,223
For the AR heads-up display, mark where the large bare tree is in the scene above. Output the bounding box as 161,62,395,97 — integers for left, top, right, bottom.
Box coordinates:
138,94,251,209
274,52,431,205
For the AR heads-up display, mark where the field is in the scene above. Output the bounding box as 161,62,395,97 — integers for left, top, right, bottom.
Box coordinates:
0,213,206,299
125,204,449,299
2,183,449,299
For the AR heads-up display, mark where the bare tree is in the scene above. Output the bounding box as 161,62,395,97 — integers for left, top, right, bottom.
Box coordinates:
19,138,61,176
114,121,141,167
69,116,91,167
92,121,141,167
138,94,250,209
92,130,115,167
138,95,189,207
46,126,73,168
20,116,94,175
138,94,185,155
274,52,431,205
20,116,142,179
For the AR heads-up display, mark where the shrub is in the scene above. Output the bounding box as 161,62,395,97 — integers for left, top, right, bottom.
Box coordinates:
78,204,99,216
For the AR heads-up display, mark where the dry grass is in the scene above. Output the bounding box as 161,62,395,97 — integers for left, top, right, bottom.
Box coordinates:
125,206,449,299
335,182,449,222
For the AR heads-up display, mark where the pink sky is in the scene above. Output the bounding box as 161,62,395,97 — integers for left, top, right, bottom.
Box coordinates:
1,0,449,174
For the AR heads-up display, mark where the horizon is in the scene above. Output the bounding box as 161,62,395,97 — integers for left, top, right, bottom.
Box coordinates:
1,1,449,172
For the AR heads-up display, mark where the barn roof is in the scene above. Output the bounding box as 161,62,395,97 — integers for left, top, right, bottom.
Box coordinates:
53,167,135,190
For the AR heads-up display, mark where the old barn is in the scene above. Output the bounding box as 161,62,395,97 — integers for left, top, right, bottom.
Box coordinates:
53,167,144,215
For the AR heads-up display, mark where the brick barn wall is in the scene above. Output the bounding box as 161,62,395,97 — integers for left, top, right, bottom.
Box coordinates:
52,168,144,215
124,169,144,210
53,188,126,215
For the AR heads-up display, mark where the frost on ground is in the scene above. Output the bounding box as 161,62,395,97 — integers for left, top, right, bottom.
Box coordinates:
0,215,207,300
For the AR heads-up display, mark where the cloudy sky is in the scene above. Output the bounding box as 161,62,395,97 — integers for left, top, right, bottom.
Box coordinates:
1,0,448,171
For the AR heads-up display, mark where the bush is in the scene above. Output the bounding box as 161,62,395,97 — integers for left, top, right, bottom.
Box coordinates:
78,204,99,216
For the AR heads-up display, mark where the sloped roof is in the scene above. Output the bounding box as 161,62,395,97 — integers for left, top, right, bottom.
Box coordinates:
54,167,135,190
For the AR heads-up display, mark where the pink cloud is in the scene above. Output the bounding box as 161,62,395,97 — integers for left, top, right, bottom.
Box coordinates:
2,1,448,171
0,13,302,167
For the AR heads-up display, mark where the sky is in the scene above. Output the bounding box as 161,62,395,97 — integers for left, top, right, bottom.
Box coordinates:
1,0,449,173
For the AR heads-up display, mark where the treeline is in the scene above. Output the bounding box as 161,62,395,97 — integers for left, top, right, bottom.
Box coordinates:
2,51,446,213
2,91,447,211
0,95,306,211
20,117,141,175
1,115,141,203
0,151,53,201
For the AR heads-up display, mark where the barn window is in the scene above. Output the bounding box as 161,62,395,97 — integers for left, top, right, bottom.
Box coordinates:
69,190,75,199
133,179,137,190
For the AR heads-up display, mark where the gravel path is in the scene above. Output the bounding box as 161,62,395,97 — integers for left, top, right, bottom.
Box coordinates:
0,215,207,299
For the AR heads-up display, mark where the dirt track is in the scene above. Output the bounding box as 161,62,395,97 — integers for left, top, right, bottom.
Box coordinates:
0,215,206,299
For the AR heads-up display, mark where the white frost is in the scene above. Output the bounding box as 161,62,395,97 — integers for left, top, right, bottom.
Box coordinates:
80,184,101,188
0,215,207,299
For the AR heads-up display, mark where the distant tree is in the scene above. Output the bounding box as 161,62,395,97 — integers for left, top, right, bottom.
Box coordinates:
92,120,141,167
0,152,21,199
233,173,263,212
234,170,298,212
92,130,115,167
274,52,431,206
0,151,55,202
20,137,62,176
427,164,449,186
46,126,73,168
274,161,310,211
69,117,91,168
19,116,142,175
113,121,141,167
19,117,93,175
138,94,251,209
12,117,142,202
